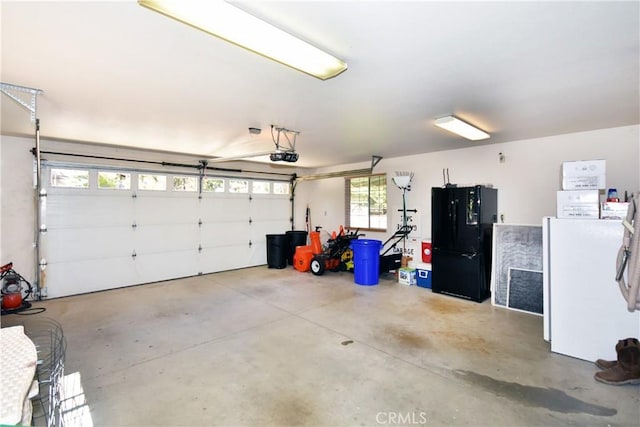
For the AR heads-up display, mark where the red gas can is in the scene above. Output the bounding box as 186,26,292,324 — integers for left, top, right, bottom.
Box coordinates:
421,241,432,263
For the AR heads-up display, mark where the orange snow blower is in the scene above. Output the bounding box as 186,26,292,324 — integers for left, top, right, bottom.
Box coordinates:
293,226,361,275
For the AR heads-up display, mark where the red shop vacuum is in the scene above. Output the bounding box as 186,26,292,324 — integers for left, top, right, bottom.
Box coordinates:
1,262,34,314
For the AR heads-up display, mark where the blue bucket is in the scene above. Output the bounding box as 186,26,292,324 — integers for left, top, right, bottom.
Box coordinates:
350,239,382,285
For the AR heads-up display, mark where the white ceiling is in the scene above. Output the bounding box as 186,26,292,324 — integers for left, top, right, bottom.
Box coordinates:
1,1,639,168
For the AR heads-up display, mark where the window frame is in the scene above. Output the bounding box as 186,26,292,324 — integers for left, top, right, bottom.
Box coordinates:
345,173,387,232
138,173,168,191
50,168,90,189
172,175,198,192
97,171,132,190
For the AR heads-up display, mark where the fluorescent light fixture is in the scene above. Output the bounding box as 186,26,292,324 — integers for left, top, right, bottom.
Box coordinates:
434,116,490,141
138,0,347,80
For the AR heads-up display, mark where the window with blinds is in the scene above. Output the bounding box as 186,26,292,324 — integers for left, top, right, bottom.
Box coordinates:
345,174,387,231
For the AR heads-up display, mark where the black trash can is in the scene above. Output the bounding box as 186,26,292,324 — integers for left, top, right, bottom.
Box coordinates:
285,230,308,265
266,234,287,269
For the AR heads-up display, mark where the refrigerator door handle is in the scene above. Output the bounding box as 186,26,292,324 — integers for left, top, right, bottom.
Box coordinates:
453,199,458,242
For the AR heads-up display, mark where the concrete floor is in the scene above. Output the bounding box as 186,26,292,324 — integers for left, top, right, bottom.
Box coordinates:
4,266,639,426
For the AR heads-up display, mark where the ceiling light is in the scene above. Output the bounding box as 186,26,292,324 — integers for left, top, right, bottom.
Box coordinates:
434,116,490,141
138,0,348,80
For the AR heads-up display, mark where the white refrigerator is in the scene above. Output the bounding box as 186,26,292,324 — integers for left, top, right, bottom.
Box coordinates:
543,217,640,362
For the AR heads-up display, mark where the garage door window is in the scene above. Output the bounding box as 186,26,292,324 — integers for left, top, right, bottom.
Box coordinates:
203,177,224,192
228,179,248,193
252,181,270,194
50,168,89,188
173,176,198,192
139,174,167,191
273,182,290,195
98,171,131,190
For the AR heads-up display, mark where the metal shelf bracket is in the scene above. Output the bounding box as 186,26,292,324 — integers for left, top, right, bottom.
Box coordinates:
1,82,44,123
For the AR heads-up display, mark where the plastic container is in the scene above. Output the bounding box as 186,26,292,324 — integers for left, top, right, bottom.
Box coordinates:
351,239,382,285
416,264,432,289
266,234,287,269
421,241,432,263
285,230,308,265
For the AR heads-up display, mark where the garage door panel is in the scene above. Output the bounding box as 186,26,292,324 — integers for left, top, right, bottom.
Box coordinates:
199,246,250,273
249,242,267,266
46,227,133,263
250,197,289,220
134,250,199,283
200,222,249,247
199,198,249,221
135,196,200,224
134,224,199,253
47,194,134,227
45,256,137,298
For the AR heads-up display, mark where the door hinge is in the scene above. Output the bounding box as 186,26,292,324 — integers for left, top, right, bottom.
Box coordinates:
131,250,137,259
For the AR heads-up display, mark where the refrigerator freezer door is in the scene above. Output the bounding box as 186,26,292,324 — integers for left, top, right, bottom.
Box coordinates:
432,248,490,302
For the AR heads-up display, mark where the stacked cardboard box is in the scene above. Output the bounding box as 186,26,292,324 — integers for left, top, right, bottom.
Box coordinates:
601,201,630,220
557,160,605,219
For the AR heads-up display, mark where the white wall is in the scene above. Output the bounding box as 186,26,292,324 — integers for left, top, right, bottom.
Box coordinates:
294,125,640,245
1,135,37,282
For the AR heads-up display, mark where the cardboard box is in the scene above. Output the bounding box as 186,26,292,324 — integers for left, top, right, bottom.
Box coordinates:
557,190,600,219
398,267,416,286
562,159,606,190
601,202,630,220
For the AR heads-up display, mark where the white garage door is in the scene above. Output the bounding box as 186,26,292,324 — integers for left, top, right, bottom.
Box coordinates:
42,164,291,298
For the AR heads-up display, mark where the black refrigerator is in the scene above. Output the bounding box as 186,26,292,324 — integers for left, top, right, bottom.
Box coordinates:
431,186,497,302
